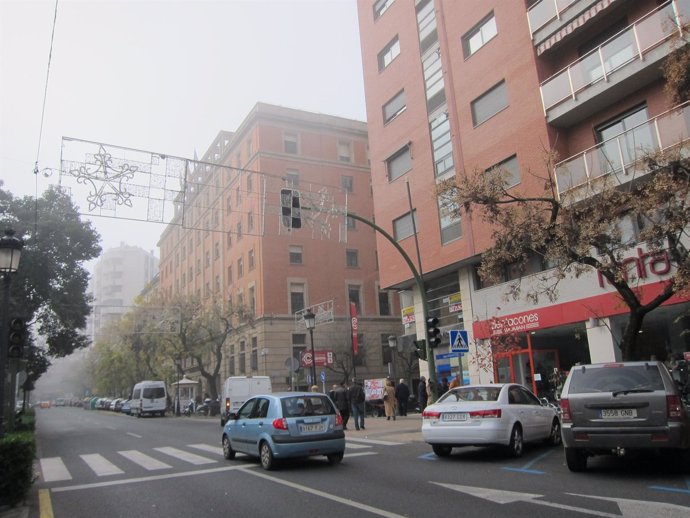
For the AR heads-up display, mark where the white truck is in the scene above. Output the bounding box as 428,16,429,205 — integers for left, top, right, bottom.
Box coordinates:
220,375,272,426
130,380,168,417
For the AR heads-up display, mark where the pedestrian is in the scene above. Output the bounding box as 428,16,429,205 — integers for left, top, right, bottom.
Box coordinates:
417,376,428,411
333,382,351,429
350,379,366,430
395,378,410,416
383,378,396,420
427,378,436,405
440,377,450,395
310,385,319,392
449,374,461,389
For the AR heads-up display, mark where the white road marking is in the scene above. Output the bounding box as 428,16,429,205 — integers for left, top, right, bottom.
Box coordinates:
345,442,371,450
126,432,142,438
80,454,124,476
40,457,72,482
188,443,224,456
568,492,690,518
118,450,172,470
154,447,216,465
346,437,403,446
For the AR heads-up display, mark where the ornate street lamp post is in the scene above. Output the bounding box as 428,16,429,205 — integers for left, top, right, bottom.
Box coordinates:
0,229,24,438
388,335,398,380
303,309,316,387
174,358,181,417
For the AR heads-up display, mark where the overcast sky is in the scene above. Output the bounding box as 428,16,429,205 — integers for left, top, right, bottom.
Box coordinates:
0,0,367,257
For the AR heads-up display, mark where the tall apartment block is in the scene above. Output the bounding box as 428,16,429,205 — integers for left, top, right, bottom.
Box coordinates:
357,0,690,394
157,103,404,392
90,243,159,344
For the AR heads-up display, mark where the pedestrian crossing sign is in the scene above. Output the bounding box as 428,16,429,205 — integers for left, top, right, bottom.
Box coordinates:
449,330,469,352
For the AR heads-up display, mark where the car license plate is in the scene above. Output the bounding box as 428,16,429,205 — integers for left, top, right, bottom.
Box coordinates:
600,408,637,419
441,413,467,422
299,423,325,433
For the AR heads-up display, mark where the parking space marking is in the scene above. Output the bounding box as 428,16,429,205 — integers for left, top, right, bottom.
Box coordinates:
419,453,438,461
346,437,403,446
345,442,371,450
188,443,224,456
154,446,217,465
80,454,124,476
126,432,142,438
501,450,553,475
118,450,172,471
40,457,72,482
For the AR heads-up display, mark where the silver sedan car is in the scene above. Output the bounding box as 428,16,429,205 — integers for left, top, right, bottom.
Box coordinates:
422,383,561,458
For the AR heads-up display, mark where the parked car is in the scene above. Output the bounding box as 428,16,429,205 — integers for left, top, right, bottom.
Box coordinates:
560,361,690,472
421,383,562,458
121,399,132,415
221,392,345,470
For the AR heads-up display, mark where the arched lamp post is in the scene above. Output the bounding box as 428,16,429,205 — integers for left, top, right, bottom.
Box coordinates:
0,229,24,438
303,309,316,386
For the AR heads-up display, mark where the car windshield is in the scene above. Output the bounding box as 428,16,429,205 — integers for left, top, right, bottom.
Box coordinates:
567,365,665,394
438,387,500,403
282,395,335,417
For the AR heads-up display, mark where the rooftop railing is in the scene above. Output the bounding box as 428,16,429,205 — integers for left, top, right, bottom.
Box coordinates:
527,0,578,37
540,0,687,115
554,102,690,197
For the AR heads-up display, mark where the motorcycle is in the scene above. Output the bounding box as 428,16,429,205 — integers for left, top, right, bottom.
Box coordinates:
183,401,195,416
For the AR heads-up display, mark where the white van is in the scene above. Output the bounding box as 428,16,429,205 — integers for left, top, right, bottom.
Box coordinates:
220,375,272,426
131,380,168,417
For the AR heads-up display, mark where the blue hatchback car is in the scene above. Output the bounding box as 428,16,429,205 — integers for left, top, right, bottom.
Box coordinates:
221,392,345,470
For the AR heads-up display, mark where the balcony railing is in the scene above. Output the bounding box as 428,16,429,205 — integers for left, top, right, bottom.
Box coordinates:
527,0,578,37
540,0,687,115
554,102,690,197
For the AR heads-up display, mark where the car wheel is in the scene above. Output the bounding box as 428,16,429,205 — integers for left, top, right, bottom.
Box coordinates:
507,425,523,458
222,435,236,460
432,444,452,457
565,447,587,472
546,418,562,446
260,441,275,470
327,452,344,465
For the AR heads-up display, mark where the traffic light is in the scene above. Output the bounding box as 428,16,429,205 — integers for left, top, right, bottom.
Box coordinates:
7,317,26,359
427,316,441,348
413,340,427,361
280,188,301,229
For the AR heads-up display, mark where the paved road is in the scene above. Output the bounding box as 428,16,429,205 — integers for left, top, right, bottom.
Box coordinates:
5,407,690,518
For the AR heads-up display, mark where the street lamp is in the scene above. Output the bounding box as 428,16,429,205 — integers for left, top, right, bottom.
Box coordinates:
303,308,316,386
388,335,397,380
174,357,181,416
0,229,24,438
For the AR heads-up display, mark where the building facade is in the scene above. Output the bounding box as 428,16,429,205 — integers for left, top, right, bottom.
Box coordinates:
157,103,405,393
357,0,690,395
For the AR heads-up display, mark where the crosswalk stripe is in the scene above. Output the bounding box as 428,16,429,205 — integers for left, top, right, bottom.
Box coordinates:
80,454,124,476
118,450,172,470
40,457,72,482
345,442,371,450
346,437,404,446
188,443,224,456
154,447,217,465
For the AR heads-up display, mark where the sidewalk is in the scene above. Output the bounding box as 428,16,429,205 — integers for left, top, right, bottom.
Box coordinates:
345,412,423,443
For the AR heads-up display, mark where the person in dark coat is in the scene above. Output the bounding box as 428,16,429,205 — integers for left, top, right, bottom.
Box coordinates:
395,378,410,416
349,379,366,430
333,382,351,430
417,376,428,411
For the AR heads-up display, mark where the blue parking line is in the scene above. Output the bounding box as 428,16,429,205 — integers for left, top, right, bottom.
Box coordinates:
419,453,438,461
649,485,690,495
501,450,553,475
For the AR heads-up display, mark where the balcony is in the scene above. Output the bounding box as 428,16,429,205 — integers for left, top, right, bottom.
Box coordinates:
554,102,690,199
527,0,581,40
540,0,688,127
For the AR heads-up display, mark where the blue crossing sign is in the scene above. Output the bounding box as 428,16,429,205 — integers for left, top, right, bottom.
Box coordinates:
449,330,469,353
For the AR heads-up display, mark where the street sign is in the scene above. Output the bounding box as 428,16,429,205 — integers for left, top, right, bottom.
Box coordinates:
320,371,326,383
436,352,462,360
450,330,469,352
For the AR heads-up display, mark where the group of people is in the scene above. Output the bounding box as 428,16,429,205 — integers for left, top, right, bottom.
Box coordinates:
319,381,367,430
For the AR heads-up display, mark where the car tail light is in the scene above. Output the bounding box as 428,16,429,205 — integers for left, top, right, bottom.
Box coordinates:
335,413,343,427
422,409,441,419
667,395,684,421
468,409,501,419
272,418,288,430
560,398,572,423
225,399,230,412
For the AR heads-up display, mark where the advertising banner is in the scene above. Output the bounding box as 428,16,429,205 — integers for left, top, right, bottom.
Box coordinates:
364,378,387,401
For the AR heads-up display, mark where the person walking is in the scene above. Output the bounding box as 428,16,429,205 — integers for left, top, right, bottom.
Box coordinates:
310,385,319,392
440,377,450,395
350,379,366,430
449,374,461,389
417,376,428,411
333,382,351,430
395,378,410,416
383,378,396,420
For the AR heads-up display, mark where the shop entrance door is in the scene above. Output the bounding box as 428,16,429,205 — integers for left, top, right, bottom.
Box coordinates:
493,349,560,398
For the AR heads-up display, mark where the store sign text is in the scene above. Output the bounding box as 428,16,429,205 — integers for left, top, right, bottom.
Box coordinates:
597,249,671,288
490,312,540,336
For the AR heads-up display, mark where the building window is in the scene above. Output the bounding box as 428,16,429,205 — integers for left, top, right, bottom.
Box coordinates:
393,210,418,241
383,90,406,124
247,211,254,232
346,215,356,230
289,245,303,264
378,290,391,316
248,286,256,313
430,110,454,177
284,132,298,154
236,221,242,240
439,198,462,245
290,283,305,313
248,248,255,270
471,80,508,126
205,251,210,268
348,284,362,314
239,340,246,374
378,35,400,71
286,169,299,187
235,187,241,205
341,175,353,193
237,257,244,278
226,231,232,249
338,141,351,163
346,249,359,268
462,12,497,58
386,145,412,181
215,275,220,293
214,242,220,260
422,46,445,112
229,355,235,376
373,0,394,19
196,258,201,275
416,0,437,55
227,265,233,284
247,173,253,193
251,337,258,372
486,154,520,188
595,104,651,174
